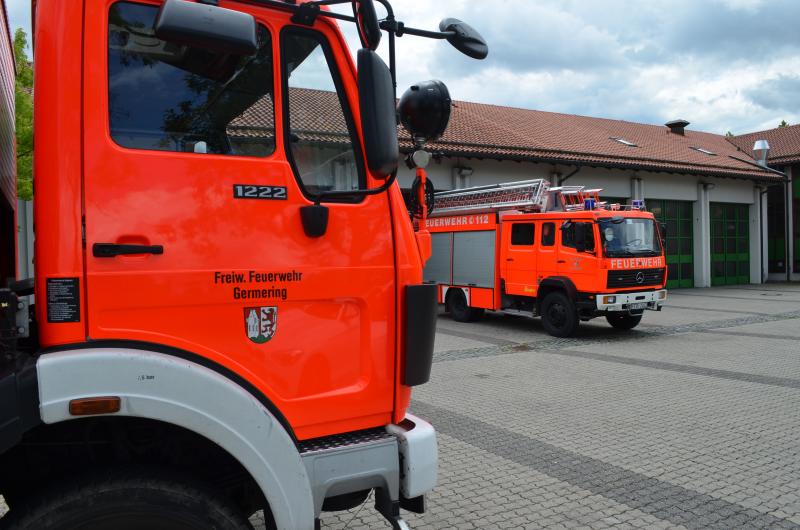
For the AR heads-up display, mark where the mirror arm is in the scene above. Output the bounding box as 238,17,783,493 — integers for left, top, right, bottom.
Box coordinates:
307,0,353,5
245,0,455,43
397,26,453,40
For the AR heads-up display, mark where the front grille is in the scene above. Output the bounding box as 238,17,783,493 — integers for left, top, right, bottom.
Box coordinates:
607,268,665,289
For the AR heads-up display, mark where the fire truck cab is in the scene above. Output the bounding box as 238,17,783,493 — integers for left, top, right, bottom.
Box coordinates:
424,180,668,337
0,1,488,529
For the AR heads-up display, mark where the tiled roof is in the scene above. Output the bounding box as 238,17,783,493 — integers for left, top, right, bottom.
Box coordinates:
728,124,800,167
422,101,775,180
231,88,777,181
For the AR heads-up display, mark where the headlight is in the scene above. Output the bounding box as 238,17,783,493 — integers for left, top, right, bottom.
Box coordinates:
657,291,667,300
602,296,617,304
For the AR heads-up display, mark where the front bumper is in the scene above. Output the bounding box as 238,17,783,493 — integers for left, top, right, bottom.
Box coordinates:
595,289,667,312
386,413,438,499
300,413,437,521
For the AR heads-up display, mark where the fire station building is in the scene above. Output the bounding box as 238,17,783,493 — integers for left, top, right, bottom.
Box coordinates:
729,125,800,283
396,102,781,289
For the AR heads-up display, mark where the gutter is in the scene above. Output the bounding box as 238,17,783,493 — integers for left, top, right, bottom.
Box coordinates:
728,155,787,178
411,147,781,182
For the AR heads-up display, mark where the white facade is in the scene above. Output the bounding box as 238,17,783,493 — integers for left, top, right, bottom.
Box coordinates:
399,157,767,287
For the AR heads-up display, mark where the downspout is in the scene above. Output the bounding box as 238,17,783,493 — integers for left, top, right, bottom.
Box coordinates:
785,171,792,282
557,165,581,186
759,186,767,284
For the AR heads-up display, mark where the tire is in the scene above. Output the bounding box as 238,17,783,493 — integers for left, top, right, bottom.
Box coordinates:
540,292,579,337
606,312,643,330
0,469,254,530
446,289,484,323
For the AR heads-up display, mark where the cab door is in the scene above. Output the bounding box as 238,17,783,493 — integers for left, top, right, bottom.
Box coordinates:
535,220,559,292
557,221,598,291
82,0,396,440
500,221,537,296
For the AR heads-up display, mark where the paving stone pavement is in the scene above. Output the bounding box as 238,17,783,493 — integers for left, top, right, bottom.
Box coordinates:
309,285,800,529
3,286,799,529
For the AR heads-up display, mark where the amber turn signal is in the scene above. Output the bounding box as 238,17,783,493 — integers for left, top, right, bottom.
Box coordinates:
69,396,122,416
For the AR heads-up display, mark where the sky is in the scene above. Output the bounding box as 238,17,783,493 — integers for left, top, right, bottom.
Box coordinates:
7,0,800,136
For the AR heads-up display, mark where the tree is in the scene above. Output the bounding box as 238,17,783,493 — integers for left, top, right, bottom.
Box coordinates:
779,120,789,128
725,131,735,138
14,29,33,200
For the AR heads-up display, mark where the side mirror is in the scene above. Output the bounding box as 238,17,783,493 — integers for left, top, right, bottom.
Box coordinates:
439,18,489,60
352,0,381,50
155,0,258,56
575,223,587,253
358,49,399,178
660,222,668,238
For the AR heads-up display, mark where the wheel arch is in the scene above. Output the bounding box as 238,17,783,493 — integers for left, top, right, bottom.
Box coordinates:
30,346,315,530
536,276,577,309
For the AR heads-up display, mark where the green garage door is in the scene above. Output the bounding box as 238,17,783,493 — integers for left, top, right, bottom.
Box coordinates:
648,199,694,289
711,203,750,286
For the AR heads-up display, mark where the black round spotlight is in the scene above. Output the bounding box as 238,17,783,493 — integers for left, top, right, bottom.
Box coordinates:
398,80,452,144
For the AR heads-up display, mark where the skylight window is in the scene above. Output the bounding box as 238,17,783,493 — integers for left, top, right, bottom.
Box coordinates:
690,146,716,156
610,137,637,147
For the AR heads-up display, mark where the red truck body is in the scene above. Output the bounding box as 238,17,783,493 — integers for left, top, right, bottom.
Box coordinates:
0,0,486,527
424,182,668,336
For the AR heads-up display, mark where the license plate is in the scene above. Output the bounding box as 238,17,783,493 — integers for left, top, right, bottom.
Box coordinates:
629,302,648,310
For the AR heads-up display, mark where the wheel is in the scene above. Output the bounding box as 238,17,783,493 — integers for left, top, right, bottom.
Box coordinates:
0,469,254,530
606,312,643,330
540,292,579,337
446,289,484,322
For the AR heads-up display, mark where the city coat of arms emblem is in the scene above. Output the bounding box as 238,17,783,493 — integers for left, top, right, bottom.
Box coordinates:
243,307,278,344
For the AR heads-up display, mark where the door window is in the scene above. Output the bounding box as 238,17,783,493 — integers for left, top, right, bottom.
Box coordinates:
562,222,595,251
108,2,275,157
282,29,364,196
510,223,535,246
541,223,556,246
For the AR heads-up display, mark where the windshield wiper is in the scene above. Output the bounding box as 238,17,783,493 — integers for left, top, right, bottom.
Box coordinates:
628,249,660,256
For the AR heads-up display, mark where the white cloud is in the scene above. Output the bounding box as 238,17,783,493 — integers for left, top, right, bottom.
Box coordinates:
8,0,800,134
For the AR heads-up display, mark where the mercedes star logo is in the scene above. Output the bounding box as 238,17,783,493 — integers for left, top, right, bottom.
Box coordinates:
635,271,645,284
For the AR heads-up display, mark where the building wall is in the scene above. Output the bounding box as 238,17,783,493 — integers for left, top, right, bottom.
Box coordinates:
0,0,15,282
399,156,766,287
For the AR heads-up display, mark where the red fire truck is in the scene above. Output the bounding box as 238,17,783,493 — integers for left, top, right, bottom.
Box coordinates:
424,180,668,337
0,1,487,528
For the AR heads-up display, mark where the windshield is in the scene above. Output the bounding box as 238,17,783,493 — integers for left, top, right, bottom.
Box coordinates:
598,218,662,258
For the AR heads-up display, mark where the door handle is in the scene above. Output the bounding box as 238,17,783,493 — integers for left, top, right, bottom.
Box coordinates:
93,243,164,258
557,259,566,264
506,258,514,262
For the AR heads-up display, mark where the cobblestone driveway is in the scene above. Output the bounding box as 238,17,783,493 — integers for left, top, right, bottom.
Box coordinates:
311,284,800,529
4,286,799,529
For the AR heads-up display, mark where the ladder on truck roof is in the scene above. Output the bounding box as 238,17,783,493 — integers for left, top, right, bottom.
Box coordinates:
430,179,643,217
551,186,603,211
431,179,550,217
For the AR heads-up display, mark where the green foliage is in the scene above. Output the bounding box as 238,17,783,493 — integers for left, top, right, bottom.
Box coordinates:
14,29,33,200
725,131,735,138
779,120,789,128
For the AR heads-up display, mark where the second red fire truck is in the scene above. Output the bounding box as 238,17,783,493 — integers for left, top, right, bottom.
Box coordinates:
424,180,669,337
